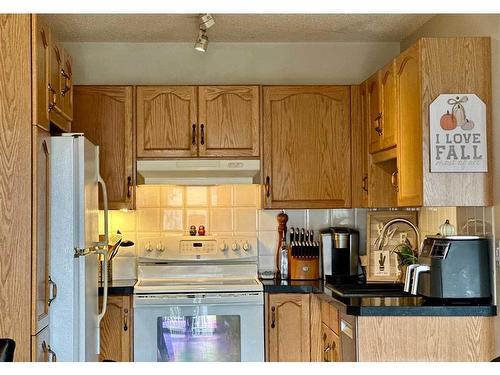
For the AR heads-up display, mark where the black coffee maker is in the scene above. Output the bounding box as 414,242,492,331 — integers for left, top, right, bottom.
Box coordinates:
320,227,361,283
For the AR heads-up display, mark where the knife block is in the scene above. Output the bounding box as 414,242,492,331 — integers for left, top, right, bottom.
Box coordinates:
289,253,320,280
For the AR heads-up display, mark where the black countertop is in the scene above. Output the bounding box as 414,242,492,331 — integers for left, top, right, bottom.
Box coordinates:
261,278,497,317
99,279,136,296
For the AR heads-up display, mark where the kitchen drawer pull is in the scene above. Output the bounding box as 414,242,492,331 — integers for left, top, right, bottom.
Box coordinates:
48,276,57,306
270,306,276,328
374,112,383,136
123,308,129,331
200,124,205,145
362,175,368,193
391,169,399,193
127,176,132,199
265,176,270,198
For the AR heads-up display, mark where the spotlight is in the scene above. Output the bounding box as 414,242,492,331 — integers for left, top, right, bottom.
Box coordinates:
194,29,208,52
199,13,215,30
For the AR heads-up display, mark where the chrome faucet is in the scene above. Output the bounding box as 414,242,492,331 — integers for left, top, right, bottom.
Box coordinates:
376,218,421,253
375,218,423,293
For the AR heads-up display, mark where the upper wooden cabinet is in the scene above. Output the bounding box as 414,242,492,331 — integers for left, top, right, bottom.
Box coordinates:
351,84,369,208
33,15,73,132
32,16,50,131
267,293,311,362
366,72,381,154
262,86,351,209
198,86,260,157
367,37,492,207
137,86,197,158
136,85,260,158
73,86,135,210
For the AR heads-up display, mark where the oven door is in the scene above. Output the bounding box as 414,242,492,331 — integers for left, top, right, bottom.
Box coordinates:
133,292,264,362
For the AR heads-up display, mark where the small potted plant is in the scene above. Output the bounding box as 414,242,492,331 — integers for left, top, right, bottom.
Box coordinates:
391,240,418,283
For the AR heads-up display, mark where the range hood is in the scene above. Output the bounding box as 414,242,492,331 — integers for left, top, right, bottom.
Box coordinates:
137,159,261,185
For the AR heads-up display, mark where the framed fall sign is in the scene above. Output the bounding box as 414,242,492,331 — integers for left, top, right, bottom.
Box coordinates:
429,93,487,173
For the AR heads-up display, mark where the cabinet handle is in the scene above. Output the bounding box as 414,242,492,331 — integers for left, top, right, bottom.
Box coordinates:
374,112,383,136
42,341,57,362
270,306,276,328
391,169,399,193
61,68,71,97
265,176,271,198
192,124,196,145
48,346,57,362
362,175,368,193
42,341,49,361
48,84,57,112
324,343,332,362
40,29,48,48
48,276,57,306
200,124,205,145
123,308,129,331
127,176,132,199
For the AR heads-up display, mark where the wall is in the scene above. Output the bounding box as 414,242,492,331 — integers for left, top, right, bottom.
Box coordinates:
63,42,400,85
403,15,500,358
103,185,367,275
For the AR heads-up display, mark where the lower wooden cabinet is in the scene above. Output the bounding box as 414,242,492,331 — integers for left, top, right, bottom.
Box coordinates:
266,293,311,362
99,295,133,362
321,323,341,362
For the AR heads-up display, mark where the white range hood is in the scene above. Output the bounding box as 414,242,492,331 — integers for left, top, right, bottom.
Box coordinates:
137,159,261,185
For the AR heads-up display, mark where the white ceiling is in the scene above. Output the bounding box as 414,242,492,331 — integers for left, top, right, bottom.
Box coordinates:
43,14,435,43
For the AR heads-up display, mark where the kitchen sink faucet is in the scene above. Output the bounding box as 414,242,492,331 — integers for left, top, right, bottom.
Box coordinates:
375,218,421,254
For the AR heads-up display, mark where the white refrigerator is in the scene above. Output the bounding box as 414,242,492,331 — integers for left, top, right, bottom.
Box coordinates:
49,134,109,362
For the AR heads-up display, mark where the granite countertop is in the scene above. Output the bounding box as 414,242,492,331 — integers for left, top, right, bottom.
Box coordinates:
99,278,136,296
261,278,497,317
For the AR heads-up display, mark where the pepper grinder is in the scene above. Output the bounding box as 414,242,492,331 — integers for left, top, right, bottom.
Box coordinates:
275,210,288,279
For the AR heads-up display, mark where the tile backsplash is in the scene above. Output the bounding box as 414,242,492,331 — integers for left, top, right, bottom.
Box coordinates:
100,184,365,272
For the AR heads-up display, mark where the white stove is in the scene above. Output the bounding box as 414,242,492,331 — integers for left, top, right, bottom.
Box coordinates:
133,235,264,362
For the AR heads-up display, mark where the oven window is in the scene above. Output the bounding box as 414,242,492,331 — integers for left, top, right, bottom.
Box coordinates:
157,315,241,362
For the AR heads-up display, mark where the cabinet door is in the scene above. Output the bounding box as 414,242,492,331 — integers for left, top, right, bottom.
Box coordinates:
137,86,197,158
31,15,50,131
99,295,132,362
351,84,369,207
396,43,423,207
379,60,397,151
366,72,382,153
198,86,260,157
73,86,135,210
267,293,310,362
32,126,51,335
321,323,341,362
262,86,351,209
31,325,55,361
60,48,73,121
48,39,70,132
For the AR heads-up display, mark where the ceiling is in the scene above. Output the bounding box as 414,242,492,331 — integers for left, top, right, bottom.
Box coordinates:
44,14,435,43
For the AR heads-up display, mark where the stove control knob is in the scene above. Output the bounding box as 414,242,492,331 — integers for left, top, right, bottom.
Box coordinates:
145,242,153,253
242,241,250,252
156,242,165,253
231,242,240,251
219,242,227,252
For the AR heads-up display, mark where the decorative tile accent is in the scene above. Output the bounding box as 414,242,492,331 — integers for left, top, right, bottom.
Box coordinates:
161,186,184,207
162,208,184,232
136,185,161,208
210,185,233,207
185,186,208,207
234,185,258,207
234,208,257,232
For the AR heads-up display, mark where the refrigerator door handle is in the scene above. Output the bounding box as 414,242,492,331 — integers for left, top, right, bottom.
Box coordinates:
95,175,109,248
96,247,108,355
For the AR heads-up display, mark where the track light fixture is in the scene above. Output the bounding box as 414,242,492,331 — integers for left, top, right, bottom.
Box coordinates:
199,13,215,30
194,14,214,52
194,29,209,52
